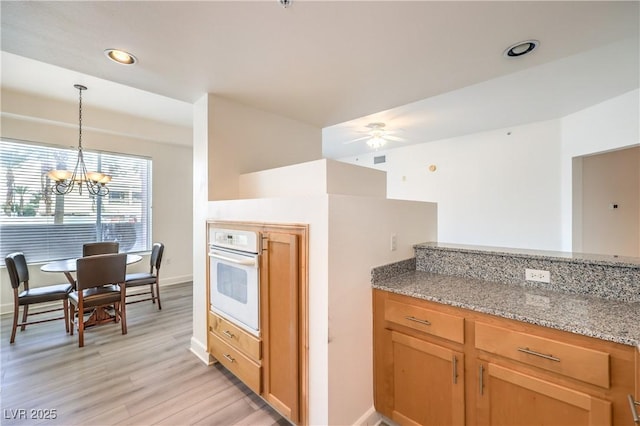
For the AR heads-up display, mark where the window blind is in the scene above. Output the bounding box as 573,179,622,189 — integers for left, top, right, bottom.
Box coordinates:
0,139,152,265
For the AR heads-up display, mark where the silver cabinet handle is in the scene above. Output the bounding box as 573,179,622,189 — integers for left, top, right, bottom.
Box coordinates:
452,355,458,384
223,354,235,363
405,316,431,326
479,364,485,396
223,330,235,339
629,394,640,423
517,347,560,362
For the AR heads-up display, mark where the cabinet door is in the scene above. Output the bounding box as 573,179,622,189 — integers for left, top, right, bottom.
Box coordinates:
261,232,299,423
477,362,611,426
391,331,465,426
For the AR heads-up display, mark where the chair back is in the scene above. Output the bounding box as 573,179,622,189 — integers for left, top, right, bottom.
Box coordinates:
5,252,29,290
83,242,119,257
150,242,164,273
76,253,126,291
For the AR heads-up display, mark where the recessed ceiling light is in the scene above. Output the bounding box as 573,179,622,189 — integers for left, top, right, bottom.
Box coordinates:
104,49,137,65
503,40,539,58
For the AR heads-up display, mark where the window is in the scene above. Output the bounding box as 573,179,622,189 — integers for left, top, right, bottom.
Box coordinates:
0,139,152,264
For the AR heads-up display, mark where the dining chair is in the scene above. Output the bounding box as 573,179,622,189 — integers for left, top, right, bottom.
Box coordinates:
69,253,127,347
125,242,164,309
82,241,119,256
5,252,72,344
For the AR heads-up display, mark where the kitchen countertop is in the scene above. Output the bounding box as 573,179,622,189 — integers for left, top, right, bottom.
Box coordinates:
372,269,640,348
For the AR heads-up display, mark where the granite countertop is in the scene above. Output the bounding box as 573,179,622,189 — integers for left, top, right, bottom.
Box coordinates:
373,270,640,348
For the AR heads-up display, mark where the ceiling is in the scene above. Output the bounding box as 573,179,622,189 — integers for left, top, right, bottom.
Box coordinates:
2,1,638,157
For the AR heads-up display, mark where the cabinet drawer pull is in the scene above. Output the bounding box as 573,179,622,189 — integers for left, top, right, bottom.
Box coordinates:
479,364,485,396
223,330,235,339
517,347,560,362
405,316,431,326
223,353,235,363
629,394,640,423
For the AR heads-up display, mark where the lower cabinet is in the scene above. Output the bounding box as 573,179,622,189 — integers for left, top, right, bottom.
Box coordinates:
373,289,636,426
476,361,611,426
391,331,465,426
373,289,466,426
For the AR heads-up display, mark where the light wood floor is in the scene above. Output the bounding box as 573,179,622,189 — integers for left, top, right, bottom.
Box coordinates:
0,282,288,426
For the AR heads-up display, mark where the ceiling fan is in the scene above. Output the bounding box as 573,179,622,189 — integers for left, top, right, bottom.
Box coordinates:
343,122,404,150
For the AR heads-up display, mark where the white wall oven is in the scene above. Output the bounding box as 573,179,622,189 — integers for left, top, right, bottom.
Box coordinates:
208,228,261,336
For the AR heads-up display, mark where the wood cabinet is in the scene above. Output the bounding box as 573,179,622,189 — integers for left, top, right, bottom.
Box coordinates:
260,230,301,422
373,289,637,426
207,221,308,425
374,290,466,426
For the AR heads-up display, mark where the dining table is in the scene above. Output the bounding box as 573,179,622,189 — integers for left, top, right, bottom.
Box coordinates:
41,254,142,327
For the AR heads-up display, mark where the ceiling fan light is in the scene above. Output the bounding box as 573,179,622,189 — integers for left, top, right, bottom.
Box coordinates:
367,136,386,150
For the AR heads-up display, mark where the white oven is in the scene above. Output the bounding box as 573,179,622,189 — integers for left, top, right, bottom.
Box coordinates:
208,228,261,336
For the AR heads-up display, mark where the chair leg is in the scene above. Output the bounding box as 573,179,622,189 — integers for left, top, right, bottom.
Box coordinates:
10,304,19,344
69,304,75,336
150,284,156,304
20,304,28,331
75,300,84,347
155,282,162,310
63,299,70,333
120,302,127,335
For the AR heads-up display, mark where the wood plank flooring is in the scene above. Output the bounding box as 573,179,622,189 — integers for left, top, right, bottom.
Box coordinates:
0,282,288,426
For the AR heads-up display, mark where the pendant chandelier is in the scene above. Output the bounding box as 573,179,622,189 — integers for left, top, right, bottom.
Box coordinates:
48,84,111,196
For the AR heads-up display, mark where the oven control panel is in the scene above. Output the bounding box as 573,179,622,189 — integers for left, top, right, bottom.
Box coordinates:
209,228,260,253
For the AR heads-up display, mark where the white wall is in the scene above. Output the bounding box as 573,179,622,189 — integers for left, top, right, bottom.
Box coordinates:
339,89,640,254
341,120,563,251
327,195,436,425
207,95,322,201
0,89,193,313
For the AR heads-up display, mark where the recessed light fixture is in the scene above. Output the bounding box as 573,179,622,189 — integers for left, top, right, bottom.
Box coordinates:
503,40,539,58
104,48,137,65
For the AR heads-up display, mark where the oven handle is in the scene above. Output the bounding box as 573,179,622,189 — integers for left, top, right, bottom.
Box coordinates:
209,251,258,267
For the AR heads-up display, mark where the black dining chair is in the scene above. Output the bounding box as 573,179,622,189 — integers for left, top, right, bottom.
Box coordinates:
5,252,72,344
125,242,164,309
82,242,119,257
69,253,127,347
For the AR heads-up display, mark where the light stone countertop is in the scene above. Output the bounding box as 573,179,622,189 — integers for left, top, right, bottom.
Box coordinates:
372,270,640,348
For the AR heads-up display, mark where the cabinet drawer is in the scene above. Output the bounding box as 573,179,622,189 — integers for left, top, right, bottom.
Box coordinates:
208,332,262,394
208,311,261,361
475,322,610,388
384,298,464,344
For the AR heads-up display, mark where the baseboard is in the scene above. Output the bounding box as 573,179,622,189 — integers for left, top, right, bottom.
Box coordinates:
353,406,381,426
189,336,213,365
162,275,193,286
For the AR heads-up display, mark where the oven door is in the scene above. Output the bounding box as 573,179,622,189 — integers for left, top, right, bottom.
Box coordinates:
209,247,260,336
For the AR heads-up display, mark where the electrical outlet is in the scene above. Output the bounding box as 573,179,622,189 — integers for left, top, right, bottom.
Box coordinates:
525,268,550,283
390,233,397,251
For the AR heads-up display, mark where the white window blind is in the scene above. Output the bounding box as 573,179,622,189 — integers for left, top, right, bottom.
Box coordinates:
0,139,152,264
